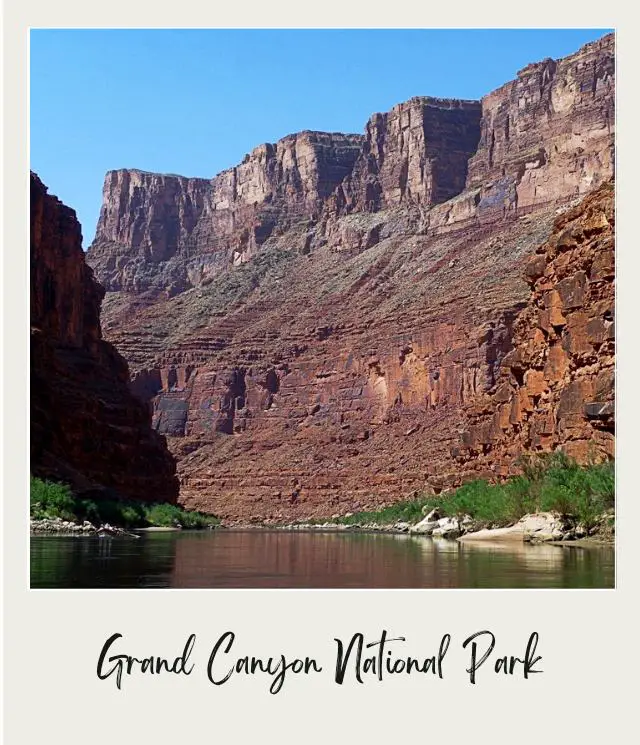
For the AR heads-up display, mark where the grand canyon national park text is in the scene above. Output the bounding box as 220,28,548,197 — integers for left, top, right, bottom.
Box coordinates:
96,630,543,692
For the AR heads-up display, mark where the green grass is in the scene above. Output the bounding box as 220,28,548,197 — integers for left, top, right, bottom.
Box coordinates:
30,476,219,529
322,453,614,529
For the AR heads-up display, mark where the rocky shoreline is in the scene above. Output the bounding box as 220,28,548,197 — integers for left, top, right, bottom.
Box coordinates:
31,508,614,547
242,507,615,545
30,517,139,538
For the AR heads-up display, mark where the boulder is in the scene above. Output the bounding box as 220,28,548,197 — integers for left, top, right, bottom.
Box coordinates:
432,517,461,539
520,512,567,542
409,517,440,535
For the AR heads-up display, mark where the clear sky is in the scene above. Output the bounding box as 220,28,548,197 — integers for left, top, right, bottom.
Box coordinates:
30,29,612,247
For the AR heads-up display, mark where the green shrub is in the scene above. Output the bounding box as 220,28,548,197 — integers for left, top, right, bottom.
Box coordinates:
444,480,511,523
116,503,147,528
539,458,614,529
142,503,219,529
333,497,433,526
316,454,615,529
503,475,538,518
143,503,184,527
30,477,75,520
30,475,219,530
177,510,219,529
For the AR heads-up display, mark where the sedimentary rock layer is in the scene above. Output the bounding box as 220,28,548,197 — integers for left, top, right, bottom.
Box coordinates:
84,33,615,521
328,97,482,213
89,132,365,295
30,172,178,501
95,200,564,522
467,33,614,210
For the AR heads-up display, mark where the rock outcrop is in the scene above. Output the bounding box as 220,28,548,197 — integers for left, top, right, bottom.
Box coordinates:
329,97,482,213
83,33,614,521
30,172,179,501
459,180,614,470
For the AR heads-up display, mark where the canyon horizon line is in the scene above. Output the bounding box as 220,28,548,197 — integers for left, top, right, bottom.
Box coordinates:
32,32,615,522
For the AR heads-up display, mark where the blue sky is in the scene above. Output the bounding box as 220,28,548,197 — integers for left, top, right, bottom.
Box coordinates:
30,29,611,247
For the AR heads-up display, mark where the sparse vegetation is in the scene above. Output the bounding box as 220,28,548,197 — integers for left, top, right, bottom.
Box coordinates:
30,476,219,529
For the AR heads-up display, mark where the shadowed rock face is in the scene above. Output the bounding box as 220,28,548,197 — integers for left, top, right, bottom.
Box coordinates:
30,172,179,502
84,34,614,522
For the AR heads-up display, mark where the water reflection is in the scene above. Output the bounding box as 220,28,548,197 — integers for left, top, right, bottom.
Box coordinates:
30,533,177,589
30,531,614,589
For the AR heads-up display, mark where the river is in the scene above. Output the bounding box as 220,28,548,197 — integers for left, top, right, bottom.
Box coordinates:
30,529,614,589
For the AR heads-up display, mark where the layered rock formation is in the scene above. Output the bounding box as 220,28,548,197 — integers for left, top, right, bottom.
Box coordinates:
467,33,614,211
459,180,614,470
84,33,615,521
89,132,365,296
328,97,482,213
30,172,178,501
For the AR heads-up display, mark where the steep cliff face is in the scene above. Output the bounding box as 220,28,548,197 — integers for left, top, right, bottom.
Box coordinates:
88,131,364,296
84,34,615,521
330,97,482,213
88,169,211,294
96,202,561,522
459,181,614,472
467,33,614,213
30,172,179,501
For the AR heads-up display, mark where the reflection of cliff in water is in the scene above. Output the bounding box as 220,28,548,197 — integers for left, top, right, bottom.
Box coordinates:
170,531,433,589
30,531,614,589
413,537,613,589
30,534,178,589
169,531,614,589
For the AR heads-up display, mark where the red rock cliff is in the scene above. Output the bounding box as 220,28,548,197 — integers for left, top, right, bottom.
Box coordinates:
467,33,614,213
30,172,179,501
83,34,615,521
330,97,482,213
88,131,364,296
459,180,614,472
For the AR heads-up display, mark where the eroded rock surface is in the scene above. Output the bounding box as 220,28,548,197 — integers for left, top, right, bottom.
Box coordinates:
89,132,365,295
459,181,614,470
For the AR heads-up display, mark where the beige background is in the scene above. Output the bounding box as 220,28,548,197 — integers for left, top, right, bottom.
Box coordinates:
3,2,637,742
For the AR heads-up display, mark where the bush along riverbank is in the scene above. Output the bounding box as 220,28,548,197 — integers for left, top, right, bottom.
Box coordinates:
284,453,615,544
30,476,220,535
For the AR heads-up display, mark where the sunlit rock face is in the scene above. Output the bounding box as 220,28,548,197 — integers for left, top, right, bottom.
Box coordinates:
88,132,365,296
84,34,614,521
466,33,614,212
459,181,614,471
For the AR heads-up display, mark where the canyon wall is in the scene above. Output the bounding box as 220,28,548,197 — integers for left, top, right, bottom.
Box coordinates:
89,132,365,296
84,33,615,521
467,33,614,211
328,97,482,213
30,172,179,501
459,181,614,471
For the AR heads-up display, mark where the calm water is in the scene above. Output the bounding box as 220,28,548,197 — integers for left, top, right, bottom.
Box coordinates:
30,530,614,589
